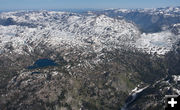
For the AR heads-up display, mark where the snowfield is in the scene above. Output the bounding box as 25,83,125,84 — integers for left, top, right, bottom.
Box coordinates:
136,31,180,55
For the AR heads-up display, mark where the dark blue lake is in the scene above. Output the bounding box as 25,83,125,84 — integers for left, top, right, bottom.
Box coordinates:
28,59,58,69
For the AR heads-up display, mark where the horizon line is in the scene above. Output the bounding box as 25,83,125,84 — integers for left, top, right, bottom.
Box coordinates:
0,6,179,12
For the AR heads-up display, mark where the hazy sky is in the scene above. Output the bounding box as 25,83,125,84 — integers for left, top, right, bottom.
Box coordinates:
0,0,180,10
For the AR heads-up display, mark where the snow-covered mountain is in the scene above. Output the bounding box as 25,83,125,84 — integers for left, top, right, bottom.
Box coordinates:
0,11,140,55
110,6,180,16
0,10,180,56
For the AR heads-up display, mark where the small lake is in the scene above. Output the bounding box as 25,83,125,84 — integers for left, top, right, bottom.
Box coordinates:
28,58,58,69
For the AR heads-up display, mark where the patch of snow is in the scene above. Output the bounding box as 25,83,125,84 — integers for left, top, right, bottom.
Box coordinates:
172,75,180,82
52,71,59,76
173,88,180,95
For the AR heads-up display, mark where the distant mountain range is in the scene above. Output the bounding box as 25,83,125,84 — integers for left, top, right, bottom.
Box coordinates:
85,6,180,33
